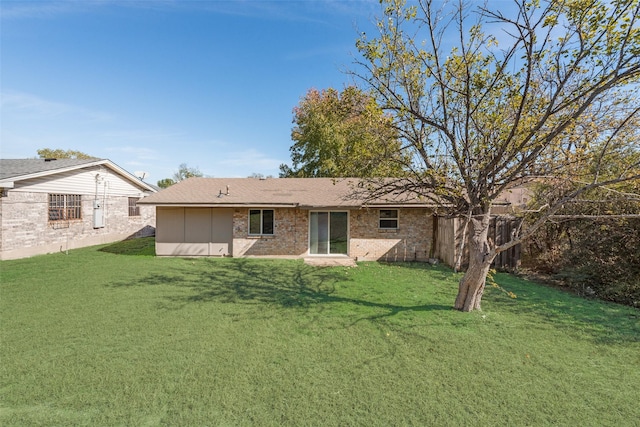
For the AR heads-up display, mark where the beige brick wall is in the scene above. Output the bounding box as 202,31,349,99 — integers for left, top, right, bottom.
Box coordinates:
232,208,308,257
350,208,433,261
0,191,155,260
0,192,46,253
230,207,433,261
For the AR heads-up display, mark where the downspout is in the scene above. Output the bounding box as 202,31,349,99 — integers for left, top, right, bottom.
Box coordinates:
102,176,108,227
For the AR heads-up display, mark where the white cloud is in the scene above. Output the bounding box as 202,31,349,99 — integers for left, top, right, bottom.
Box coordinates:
1,91,113,122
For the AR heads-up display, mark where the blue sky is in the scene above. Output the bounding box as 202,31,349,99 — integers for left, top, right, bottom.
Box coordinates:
1,0,381,182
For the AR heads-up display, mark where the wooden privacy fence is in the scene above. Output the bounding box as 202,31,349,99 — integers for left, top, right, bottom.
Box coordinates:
490,216,521,270
433,215,521,271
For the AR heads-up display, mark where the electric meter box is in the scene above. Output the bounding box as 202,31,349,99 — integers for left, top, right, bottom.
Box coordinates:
93,200,105,228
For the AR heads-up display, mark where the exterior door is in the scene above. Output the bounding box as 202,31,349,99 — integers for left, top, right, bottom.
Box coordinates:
309,211,348,255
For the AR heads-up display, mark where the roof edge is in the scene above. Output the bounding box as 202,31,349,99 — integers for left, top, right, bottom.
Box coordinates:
3,159,157,193
137,202,300,208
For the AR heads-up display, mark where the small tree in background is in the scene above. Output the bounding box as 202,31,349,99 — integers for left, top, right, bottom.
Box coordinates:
37,148,95,159
172,163,203,182
248,173,274,179
157,163,203,188
157,178,175,189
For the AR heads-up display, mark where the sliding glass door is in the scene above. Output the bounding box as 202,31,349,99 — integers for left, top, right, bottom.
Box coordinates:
309,211,348,255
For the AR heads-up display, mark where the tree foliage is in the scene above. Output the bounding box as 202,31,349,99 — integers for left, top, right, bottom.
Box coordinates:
248,173,274,179
354,0,640,311
280,86,408,178
525,144,640,307
173,163,203,182
37,148,95,159
157,163,203,189
157,178,175,189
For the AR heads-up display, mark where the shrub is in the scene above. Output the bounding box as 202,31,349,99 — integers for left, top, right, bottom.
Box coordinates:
525,218,640,307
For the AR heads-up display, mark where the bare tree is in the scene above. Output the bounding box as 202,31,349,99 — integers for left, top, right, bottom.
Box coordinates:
172,163,203,182
354,0,640,311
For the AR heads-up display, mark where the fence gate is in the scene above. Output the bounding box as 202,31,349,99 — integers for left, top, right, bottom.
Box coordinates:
490,216,521,270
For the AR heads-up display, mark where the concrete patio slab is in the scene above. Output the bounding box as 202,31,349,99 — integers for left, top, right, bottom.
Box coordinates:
303,257,358,267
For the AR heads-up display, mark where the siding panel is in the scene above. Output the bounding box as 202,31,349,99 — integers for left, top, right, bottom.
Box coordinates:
11,166,149,197
156,207,185,243
185,208,212,243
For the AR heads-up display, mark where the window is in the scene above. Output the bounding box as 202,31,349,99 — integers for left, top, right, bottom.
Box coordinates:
128,197,140,216
249,209,274,235
48,194,82,221
379,209,398,229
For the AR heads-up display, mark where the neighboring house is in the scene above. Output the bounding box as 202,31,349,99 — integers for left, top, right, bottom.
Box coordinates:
0,158,157,260
493,182,533,214
137,177,446,262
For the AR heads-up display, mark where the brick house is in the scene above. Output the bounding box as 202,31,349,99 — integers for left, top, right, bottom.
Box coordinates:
137,177,446,262
0,158,157,260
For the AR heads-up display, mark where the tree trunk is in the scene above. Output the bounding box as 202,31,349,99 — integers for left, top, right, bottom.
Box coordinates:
454,213,495,311
454,210,471,273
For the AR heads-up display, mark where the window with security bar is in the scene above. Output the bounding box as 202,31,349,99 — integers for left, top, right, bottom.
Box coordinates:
128,197,140,216
48,194,82,221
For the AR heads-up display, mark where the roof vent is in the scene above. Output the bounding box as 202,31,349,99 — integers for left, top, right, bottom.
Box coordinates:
44,158,57,162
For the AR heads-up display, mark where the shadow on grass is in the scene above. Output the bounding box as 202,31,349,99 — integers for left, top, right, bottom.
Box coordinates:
375,261,461,281
105,256,637,343
381,262,639,344
99,237,155,256
107,258,451,319
485,273,640,345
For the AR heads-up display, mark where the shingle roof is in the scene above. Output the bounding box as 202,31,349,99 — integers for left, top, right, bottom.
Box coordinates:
0,158,157,193
137,177,433,208
0,158,98,180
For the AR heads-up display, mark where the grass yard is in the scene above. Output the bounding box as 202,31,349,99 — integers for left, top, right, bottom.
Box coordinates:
1,237,639,426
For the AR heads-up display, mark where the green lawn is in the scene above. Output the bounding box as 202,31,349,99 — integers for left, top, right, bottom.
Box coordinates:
1,237,639,426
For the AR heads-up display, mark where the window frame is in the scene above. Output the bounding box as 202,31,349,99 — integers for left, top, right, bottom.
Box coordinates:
379,209,399,230
248,209,275,235
48,194,82,222
128,197,140,217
